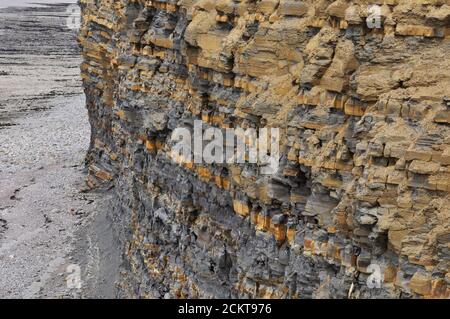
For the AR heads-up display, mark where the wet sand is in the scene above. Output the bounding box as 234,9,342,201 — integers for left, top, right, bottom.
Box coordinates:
0,3,120,298
0,2,80,126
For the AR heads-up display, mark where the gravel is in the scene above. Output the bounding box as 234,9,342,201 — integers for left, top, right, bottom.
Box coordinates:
0,3,120,299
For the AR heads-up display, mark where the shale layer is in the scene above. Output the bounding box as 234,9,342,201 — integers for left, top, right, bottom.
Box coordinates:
79,0,450,298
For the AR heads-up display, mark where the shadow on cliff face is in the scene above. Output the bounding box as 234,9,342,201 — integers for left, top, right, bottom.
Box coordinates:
71,190,122,299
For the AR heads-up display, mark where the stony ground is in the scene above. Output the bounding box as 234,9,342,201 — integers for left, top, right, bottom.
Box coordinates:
0,3,120,299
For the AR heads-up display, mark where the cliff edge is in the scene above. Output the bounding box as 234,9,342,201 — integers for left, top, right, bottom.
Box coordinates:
78,0,450,299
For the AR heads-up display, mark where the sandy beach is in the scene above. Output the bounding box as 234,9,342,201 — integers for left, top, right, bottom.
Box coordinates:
0,3,119,298
0,0,77,9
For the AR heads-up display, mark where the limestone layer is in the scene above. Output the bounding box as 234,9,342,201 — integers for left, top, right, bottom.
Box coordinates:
79,0,450,298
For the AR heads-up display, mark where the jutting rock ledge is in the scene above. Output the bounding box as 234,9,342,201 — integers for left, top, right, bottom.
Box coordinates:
78,0,450,299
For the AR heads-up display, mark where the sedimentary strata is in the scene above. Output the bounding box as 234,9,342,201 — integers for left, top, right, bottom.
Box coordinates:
79,0,450,299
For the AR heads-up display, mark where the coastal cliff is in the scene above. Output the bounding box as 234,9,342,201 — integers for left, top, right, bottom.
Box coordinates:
78,0,450,298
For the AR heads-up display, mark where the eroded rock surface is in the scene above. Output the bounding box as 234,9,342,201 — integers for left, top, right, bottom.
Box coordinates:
79,0,450,299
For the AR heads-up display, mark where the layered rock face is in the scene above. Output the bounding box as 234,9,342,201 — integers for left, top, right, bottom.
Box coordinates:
79,0,450,298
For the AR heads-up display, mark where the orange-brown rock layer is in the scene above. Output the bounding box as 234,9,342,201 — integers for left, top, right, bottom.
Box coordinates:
79,0,450,299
